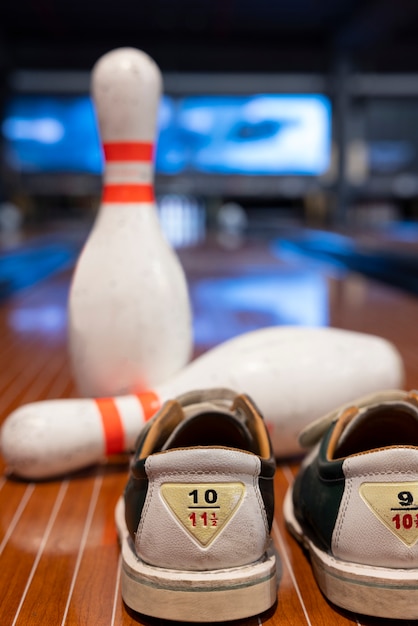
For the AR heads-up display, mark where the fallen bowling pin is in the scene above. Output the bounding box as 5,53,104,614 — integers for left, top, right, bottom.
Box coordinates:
1,326,404,479
68,47,192,397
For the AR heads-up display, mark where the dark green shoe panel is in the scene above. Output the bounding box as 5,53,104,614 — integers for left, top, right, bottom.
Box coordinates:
292,428,345,551
124,460,149,542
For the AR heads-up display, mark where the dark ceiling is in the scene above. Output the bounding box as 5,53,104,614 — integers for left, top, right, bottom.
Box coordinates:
2,0,418,75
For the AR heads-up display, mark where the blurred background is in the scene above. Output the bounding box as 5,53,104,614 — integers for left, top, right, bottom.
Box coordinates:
2,6,418,623
1,0,418,307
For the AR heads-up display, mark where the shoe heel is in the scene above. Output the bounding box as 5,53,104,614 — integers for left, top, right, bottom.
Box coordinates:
116,497,278,621
310,542,418,619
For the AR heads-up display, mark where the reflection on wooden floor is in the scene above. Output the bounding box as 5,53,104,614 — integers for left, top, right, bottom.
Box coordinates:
1,223,418,625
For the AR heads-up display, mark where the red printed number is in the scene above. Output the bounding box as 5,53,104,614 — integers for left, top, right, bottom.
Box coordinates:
392,513,418,529
189,512,218,527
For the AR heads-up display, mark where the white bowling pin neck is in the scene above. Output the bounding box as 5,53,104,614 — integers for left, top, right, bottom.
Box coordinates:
92,47,162,204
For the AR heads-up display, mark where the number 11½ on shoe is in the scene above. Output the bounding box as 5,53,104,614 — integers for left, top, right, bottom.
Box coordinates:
68,48,192,398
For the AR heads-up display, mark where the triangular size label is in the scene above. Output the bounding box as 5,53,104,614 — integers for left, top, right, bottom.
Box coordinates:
359,482,418,547
160,482,245,547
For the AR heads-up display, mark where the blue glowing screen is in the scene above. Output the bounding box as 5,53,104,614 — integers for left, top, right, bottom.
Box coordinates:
2,94,331,176
3,96,102,174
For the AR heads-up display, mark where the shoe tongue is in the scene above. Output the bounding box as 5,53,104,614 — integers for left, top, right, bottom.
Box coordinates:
336,407,368,446
333,400,418,458
299,390,416,449
161,403,256,452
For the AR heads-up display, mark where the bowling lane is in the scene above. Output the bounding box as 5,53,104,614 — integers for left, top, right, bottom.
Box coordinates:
1,228,418,625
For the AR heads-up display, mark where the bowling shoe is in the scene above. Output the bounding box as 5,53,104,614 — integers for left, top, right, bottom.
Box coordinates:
284,389,418,619
115,387,278,622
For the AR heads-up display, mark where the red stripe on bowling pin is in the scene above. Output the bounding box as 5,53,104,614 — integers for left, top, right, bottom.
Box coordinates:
136,390,162,421
102,141,155,203
95,397,125,455
96,391,161,455
102,184,154,203
103,141,154,162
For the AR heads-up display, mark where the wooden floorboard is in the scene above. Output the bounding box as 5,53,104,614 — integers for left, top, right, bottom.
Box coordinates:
0,227,418,625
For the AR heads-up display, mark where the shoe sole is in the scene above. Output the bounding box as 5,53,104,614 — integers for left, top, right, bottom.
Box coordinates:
115,496,278,622
284,487,418,619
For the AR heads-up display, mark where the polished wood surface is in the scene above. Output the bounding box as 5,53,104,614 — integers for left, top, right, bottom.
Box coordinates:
1,226,418,626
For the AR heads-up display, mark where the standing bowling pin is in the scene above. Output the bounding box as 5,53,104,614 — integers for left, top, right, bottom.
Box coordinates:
1,326,404,479
68,48,192,397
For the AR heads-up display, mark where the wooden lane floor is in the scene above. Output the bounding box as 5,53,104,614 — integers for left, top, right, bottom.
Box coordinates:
1,232,418,625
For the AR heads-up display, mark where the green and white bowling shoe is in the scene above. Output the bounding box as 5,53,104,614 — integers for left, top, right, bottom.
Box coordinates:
284,389,418,619
116,388,278,622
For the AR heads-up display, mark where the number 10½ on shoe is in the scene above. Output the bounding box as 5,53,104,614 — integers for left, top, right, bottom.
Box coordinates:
115,388,278,622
